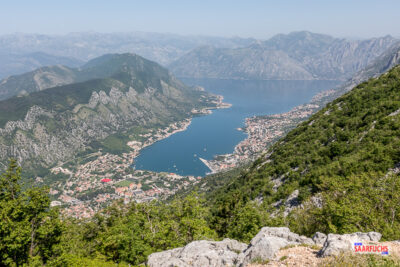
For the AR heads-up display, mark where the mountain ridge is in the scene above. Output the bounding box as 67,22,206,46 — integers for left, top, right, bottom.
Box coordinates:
170,32,399,81
0,52,177,101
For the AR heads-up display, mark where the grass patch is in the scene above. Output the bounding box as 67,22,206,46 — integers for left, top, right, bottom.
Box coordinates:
280,255,288,261
115,180,135,187
280,243,321,251
100,134,130,154
251,257,270,265
280,244,297,250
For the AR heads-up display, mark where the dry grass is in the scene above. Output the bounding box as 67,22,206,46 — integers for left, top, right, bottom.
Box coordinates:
248,241,400,267
320,252,400,267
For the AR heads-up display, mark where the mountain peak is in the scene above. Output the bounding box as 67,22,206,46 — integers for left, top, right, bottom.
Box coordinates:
0,53,172,101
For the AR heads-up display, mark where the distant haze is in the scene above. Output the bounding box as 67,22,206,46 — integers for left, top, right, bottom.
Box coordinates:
1,0,399,39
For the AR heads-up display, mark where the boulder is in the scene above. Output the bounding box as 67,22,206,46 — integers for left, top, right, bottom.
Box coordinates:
312,232,327,246
318,232,382,257
238,227,314,266
147,238,247,267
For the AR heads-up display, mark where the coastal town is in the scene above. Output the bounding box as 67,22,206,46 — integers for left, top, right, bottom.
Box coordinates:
199,86,341,173
46,94,230,218
201,101,323,173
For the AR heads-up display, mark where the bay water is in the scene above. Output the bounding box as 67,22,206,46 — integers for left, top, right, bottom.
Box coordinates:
133,79,340,176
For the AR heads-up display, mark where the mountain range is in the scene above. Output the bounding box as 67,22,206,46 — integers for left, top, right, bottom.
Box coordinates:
0,53,218,173
0,32,255,78
2,31,399,83
169,31,399,81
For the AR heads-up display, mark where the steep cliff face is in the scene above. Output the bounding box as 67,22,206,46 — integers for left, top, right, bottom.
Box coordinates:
170,32,398,81
0,53,216,170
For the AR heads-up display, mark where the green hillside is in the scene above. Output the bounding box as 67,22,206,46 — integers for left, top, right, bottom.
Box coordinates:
210,64,400,241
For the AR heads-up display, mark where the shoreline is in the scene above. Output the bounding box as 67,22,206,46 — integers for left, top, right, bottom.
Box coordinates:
200,102,325,174
199,81,347,174
128,95,232,170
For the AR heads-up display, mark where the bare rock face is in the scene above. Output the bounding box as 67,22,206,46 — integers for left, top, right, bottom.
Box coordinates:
238,227,313,266
147,227,315,267
318,232,382,257
147,239,247,267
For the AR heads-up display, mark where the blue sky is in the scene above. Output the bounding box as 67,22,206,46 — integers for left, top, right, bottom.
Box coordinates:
1,0,399,39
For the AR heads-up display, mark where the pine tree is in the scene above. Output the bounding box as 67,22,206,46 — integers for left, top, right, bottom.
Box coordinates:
0,159,63,266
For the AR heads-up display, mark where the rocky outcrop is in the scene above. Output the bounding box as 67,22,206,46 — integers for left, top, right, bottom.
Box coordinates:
318,232,381,257
238,227,313,266
147,239,247,267
147,227,390,267
312,232,327,246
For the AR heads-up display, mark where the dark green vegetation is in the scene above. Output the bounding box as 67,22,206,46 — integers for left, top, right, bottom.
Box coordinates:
210,65,400,241
0,160,62,266
0,160,215,266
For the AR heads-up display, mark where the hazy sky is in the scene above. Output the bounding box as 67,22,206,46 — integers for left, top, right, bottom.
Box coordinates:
1,0,399,39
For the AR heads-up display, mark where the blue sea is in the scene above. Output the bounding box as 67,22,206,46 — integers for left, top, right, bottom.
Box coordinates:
133,79,340,176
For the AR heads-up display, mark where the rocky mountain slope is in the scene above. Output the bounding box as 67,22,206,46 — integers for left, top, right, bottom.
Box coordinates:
0,53,218,172
170,31,398,80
